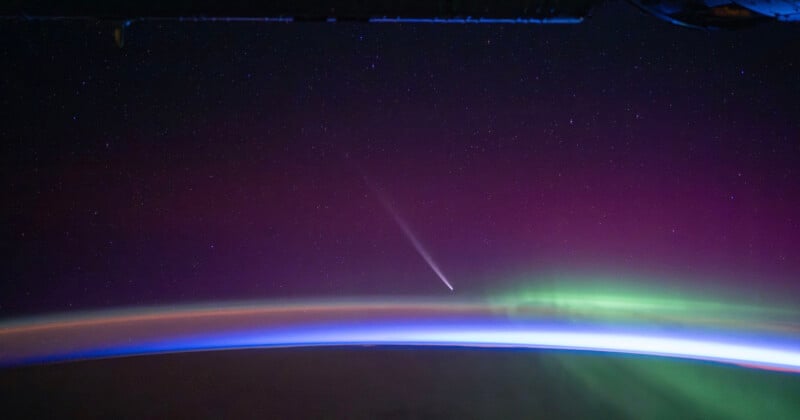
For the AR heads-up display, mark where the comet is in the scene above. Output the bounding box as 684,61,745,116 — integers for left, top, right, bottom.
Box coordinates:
381,197,454,291
366,178,454,291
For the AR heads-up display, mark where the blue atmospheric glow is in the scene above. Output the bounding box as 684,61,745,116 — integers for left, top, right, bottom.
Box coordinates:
8,320,800,371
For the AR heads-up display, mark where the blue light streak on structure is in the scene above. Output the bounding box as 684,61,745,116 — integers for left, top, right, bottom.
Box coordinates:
368,16,584,24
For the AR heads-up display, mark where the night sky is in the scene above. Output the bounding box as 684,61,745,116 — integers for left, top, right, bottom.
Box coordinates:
2,3,800,317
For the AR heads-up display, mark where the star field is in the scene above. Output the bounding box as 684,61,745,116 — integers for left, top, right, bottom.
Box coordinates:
2,3,800,316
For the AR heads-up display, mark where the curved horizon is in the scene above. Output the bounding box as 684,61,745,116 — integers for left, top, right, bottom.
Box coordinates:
3,299,800,372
